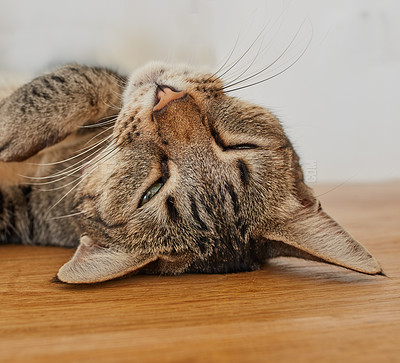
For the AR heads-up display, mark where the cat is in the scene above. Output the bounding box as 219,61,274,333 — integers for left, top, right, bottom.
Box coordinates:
0,62,382,283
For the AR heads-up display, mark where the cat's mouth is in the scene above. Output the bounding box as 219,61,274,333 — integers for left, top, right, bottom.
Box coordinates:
153,85,186,112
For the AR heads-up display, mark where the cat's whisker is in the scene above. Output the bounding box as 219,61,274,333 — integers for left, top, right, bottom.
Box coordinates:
29,172,81,187
223,19,313,92
44,176,87,218
57,129,115,168
222,15,289,88
27,132,114,169
49,210,86,220
84,139,126,174
79,114,117,129
45,140,125,217
19,134,114,184
226,47,304,92
104,70,128,87
215,9,289,85
74,125,115,154
216,27,266,83
108,82,126,100
27,160,95,187
82,135,131,179
217,34,275,86
102,103,122,113
205,34,241,83
315,175,356,198
53,138,123,187
223,26,312,93
221,37,265,88
100,95,123,113
73,128,116,156
32,136,123,188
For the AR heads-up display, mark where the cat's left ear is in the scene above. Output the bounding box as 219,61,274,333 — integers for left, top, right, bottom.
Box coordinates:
260,194,382,275
57,235,158,284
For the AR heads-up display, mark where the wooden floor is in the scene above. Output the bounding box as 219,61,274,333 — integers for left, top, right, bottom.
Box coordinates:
1,183,399,362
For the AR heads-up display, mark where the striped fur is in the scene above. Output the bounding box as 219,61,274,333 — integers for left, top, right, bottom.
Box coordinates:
0,62,382,283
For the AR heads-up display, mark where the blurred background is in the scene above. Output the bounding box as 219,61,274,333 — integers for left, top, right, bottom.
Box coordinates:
0,0,399,183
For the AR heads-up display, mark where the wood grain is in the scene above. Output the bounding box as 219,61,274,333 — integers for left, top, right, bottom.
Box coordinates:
1,183,399,362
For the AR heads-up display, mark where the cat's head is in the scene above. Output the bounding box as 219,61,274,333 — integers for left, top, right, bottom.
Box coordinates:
57,62,382,283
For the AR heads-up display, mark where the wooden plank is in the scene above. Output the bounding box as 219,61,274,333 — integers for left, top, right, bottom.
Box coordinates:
1,183,399,362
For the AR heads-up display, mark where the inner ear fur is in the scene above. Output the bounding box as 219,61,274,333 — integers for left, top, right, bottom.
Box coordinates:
262,196,382,275
57,235,159,284
57,235,192,284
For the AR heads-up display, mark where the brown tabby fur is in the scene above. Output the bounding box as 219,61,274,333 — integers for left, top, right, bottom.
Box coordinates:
0,63,382,283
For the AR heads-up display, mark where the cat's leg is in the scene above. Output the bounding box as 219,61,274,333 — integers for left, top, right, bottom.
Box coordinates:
0,64,126,246
0,185,31,244
0,64,126,186
0,184,79,246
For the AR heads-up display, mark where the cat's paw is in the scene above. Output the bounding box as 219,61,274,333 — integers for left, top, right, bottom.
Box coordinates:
0,64,125,162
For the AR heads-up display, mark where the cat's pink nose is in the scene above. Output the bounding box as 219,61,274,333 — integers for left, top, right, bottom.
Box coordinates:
153,86,186,112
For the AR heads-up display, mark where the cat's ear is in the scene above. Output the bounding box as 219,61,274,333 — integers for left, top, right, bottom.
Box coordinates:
0,64,125,162
262,198,382,275
57,235,158,284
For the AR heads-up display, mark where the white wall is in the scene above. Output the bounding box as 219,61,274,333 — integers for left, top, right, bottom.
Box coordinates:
1,0,399,182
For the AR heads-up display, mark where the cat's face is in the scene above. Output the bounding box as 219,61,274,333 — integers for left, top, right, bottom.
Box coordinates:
57,63,381,283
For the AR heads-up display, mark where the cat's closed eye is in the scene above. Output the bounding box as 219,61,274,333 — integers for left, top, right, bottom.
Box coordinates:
225,143,259,150
210,127,259,152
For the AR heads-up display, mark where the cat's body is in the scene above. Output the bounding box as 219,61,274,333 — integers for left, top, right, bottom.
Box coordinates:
0,63,382,283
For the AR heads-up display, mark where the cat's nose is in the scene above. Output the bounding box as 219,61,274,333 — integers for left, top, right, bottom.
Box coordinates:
153,85,186,112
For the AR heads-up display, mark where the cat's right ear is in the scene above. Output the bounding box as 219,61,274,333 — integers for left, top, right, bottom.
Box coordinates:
0,64,125,162
57,235,159,284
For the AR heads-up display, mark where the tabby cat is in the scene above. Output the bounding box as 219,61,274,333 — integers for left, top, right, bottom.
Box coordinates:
0,62,382,283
